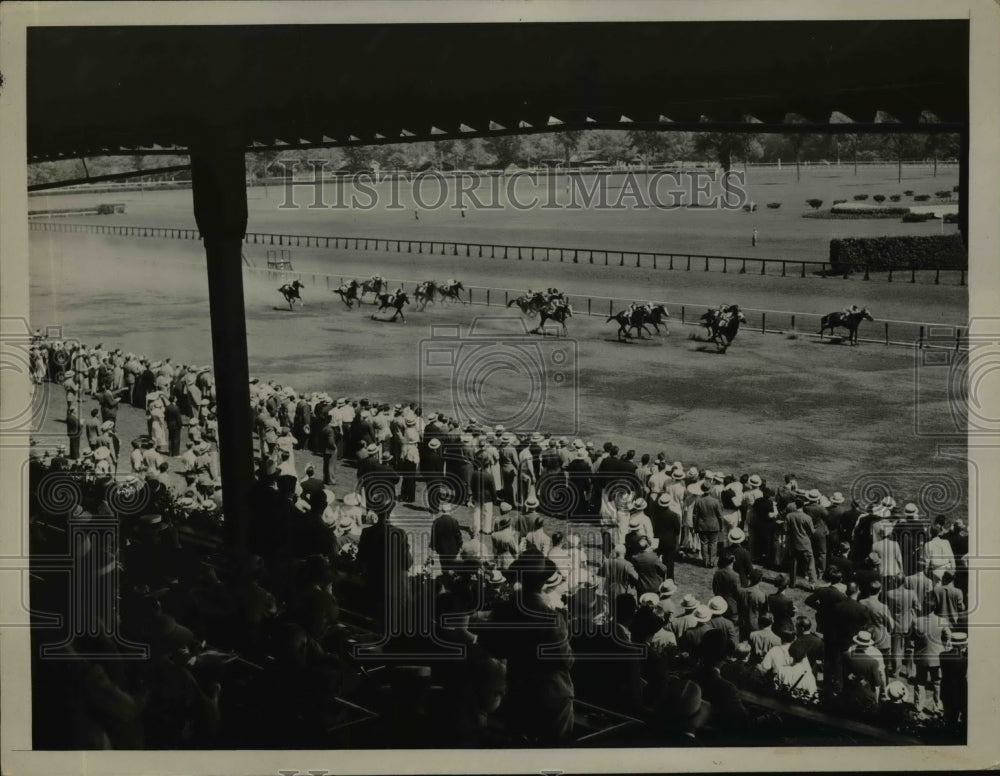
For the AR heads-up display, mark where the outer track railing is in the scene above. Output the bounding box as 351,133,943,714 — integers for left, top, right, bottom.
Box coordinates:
28,219,967,286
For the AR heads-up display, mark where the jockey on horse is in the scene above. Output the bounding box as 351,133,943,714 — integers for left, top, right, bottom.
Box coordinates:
438,278,467,304
533,299,573,336
334,279,360,309
413,280,437,311
372,287,410,322
278,279,304,310
820,305,874,345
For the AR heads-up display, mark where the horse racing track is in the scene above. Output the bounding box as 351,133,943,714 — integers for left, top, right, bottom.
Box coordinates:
29,229,969,516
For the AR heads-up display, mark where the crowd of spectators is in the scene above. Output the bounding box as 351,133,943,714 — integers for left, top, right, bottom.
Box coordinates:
27,335,969,748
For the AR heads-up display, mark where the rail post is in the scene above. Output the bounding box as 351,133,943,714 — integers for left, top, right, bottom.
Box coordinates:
863,264,870,281
604,252,609,266
587,298,591,316
740,258,746,274
885,322,890,345
705,256,710,272
960,269,966,286
589,251,594,265
686,255,691,271
791,314,796,330
782,261,787,277
762,312,766,333
801,262,806,278
918,325,925,348
935,268,940,285
636,253,641,268
466,245,470,257
888,267,893,283
955,328,962,352
653,254,658,269
505,290,509,305
486,289,490,306
723,258,728,273
609,299,613,316
681,306,685,324
760,260,766,275
620,252,625,267
911,267,916,283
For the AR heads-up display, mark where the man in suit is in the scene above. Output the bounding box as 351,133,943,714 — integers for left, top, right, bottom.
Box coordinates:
631,536,668,595
692,481,723,569
884,573,920,678
767,574,796,632
932,571,965,628
802,489,829,577
826,581,873,691
490,510,520,570
430,501,464,571
712,554,741,622
320,418,338,486
299,464,325,501
736,568,768,641
66,405,82,460
721,527,753,586
566,447,593,521
83,407,101,453
824,491,850,548
650,492,682,579
805,567,848,642
912,607,951,713
784,500,816,588
164,398,183,457
687,629,752,737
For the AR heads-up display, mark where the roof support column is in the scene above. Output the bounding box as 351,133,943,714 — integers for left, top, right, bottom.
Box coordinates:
190,141,252,552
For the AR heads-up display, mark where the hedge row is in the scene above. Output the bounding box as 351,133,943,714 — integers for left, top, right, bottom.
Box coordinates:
830,205,909,216
830,234,967,273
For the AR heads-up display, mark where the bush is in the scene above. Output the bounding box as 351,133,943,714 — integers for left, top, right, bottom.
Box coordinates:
831,205,909,216
902,212,935,223
904,190,914,196
766,202,781,209
853,194,869,201
889,195,901,202
935,190,952,198
872,195,886,203
943,213,960,224
742,203,757,212
806,198,823,210
833,199,846,205
830,234,967,274
913,194,931,201
952,185,959,192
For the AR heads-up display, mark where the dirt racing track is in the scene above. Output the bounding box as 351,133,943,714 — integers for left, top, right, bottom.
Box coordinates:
29,229,968,515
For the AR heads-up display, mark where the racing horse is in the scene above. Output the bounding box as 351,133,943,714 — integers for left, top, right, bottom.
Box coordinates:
437,280,467,304
641,304,671,336
278,279,304,310
507,290,549,317
819,307,874,345
533,301,573,336
413,281,437,311
700,305,745,353
372,290,410,323
607,309,648,341
333,279,360,309
607,304,671,341
359,275,387,301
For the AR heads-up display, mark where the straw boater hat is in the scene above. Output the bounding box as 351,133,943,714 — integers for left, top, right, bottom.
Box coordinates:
680,594,699,611
671,468,686,480
806,489,821,503
829,492,845,505
708,596,728,616
903,502,920,518
524,496,540,510
693,605,712,623
950,632,968,646
728,527,746,544
748,474,762,488
498,502,513,514
427,438,441,450
638,592,660,607
852,630,875,648
886,680,908,701
93,447,110,461
658,579,678,598
657,493,673,507
343,493,361,507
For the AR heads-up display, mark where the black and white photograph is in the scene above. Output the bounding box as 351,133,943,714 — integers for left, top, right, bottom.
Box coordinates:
1,2,999,773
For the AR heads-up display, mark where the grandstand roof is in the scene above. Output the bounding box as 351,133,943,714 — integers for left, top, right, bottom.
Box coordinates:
27,20,968,163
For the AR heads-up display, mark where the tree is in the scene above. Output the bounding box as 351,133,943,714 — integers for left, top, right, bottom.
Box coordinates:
553,130,583,165
481,135,523,168
692,131,760,196
626,130,667,165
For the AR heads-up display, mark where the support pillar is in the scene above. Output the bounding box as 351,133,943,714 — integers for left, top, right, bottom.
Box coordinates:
191,143,252,552
958,125,969,246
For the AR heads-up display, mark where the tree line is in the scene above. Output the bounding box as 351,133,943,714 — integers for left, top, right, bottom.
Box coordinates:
28,131,959,187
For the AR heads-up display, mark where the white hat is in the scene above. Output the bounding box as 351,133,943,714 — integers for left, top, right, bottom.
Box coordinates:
829,492,845,505
93,447,110,460
671,468,686,480
499,502,513,514
708,596,728,615
638,592,660,607
903,502,920,517
693,605,712,623
748,474,762,487
853,630,875,648
630,497,647,512
658,579,678,597
806,489,821,503
886,681,908,701
728,527,746,544
343,493,360,506
524,496,539,510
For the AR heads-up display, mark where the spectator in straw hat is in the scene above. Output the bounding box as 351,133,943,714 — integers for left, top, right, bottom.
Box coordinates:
631,535,668,595
931,570,965,628
490,505,519,570
679,605,713,652
785,498,816,588
803,488,829,577
721,527,753,586
736,568,768,642
921,523,956,583
650,491,682,580
654,678,712,745
692,481,723,569
706,596,739,649
712,553,740,622
844,630,887,704
671,594,702,641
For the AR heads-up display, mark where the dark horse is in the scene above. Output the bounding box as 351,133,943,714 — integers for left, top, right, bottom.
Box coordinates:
372,291,410,322
437,280,467,304
278,279,304,310
819,307,874,345
607,304,671,341
700,305,745,353
533,301,572,336
359,276,386,299
413,281,437,311
507,291,548,317
334,279,360,309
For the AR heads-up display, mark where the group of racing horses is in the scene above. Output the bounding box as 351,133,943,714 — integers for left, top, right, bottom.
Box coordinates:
278,277,874,350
